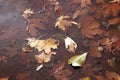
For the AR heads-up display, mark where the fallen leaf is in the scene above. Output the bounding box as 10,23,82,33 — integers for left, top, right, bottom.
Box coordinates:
72,0,91,8
55,15,78,31
22,8,34,19
102,3,120,18
96,0,105,4
108,17,120,25
64,37,77,53
89,40,101,57
35,51,53,63
73,8,88,19
27,18,46,37
105,71,120,80
81,16,102,38
68,52,88,67
27,37,59,54
52,61,72,80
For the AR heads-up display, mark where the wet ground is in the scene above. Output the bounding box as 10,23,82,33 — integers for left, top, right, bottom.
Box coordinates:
0,0,120,80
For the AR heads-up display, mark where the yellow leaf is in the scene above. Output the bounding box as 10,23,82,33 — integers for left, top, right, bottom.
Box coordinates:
27,37,59,54
55,15,78,31
22,8,34,19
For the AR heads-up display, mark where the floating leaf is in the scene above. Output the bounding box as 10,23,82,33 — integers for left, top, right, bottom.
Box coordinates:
64,37,77,53
68,52,88,67
22,8,34,19
27,37,59,54
55,15,78,31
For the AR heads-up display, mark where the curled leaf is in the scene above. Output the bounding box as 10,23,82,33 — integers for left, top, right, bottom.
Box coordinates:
64,37,77,53
68,52,88,67
55,15,78,31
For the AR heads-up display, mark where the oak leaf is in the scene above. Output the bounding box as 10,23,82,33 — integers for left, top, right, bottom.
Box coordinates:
81,16,102,38
55,15,78,31
27,37,59,54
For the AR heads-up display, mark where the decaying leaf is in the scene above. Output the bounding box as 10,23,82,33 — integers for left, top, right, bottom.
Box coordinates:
96,71,120,80
108,17,120,25
102,3,120,18
35,51,53,63
27,37,59,54
64,37,77,53
89,40,101,57
22,8,34,19
73,8,88,19
55,15,78,31
52,61,73,80
81,16,102,38
72,0,91,8
26,18,46,37
68,52,88,67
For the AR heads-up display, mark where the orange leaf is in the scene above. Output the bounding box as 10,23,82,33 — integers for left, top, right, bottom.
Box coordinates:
81,16,102,38
108,17,120,25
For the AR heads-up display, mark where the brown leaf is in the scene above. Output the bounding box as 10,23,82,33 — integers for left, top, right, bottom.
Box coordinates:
73,8,88,19
52,61,72,80
81,16,102,38
102,3,120,18
72,0,91,8
89,40,101,57
108,17,120,25
27,18,46,36
96,0,105,4
105,71,120,80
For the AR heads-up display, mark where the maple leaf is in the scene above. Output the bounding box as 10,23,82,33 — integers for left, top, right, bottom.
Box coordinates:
102,3,120,18
80,16,102,38
35,51,53,63
27,37,59,54
22,8,34,19
55,15,78,31
72,0,91,8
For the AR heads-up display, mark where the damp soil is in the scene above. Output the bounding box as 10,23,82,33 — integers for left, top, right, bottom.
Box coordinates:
0,0,120,80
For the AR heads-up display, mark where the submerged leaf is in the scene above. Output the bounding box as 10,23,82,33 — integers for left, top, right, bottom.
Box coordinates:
64,37,77,53
68,52,88,67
